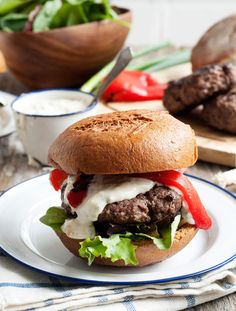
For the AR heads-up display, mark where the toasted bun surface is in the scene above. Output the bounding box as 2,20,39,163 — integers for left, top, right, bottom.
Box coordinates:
191,14,236,70
56,224,197,267
48,110,197,175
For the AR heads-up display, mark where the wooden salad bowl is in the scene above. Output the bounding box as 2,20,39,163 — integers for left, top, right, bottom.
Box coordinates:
0,7,131,89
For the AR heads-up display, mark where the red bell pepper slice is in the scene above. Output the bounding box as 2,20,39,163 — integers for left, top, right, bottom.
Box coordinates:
102,70,167,102
67,190,87,208
49,169,68,191
137,170,212,229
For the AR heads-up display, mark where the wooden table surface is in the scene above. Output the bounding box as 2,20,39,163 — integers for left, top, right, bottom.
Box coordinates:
0,72,235,310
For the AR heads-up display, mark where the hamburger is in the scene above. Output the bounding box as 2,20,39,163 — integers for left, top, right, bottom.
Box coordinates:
40,110,212,267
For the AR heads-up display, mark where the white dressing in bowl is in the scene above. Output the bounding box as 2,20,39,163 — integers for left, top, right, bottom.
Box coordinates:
11,89,97,165
12,90,95,116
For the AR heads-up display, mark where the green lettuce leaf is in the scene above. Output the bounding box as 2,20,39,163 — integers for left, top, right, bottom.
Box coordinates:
79,236,107,265
40,206,67,232
160,214,181,248
0,12,28,31
138,214,181,250
79,215,181,265
0,0,31,16
79,234,138,266
33,0,62,32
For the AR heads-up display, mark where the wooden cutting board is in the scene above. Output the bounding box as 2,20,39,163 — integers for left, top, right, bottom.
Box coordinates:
99,63,236,167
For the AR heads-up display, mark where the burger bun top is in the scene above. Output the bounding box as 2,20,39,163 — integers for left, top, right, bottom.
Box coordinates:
48,110,197,175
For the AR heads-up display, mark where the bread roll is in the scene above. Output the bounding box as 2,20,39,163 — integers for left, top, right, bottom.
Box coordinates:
49,110,197,175
192,14,236,70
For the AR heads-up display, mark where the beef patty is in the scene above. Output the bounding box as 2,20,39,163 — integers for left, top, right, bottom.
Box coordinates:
163,64,236,114
98,185,182,226
62,184,182,227
201,88,236,134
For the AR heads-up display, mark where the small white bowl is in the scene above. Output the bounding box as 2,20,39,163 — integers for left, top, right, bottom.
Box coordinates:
12,89,97,166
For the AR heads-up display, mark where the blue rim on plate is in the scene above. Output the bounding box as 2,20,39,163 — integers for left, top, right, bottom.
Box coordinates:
0,173,235,285
11,88,97,118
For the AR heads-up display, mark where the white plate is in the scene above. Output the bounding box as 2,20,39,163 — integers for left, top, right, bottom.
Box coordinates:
0,91,16,138
0,174,235,285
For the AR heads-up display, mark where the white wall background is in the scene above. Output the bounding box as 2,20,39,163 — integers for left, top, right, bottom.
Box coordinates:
112,0,236,46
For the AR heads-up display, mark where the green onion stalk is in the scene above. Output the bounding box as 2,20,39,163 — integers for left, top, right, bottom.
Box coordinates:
145,49,191,72
80,41,172,93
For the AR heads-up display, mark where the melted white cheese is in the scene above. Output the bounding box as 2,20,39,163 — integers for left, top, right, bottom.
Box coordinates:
61,175,155,239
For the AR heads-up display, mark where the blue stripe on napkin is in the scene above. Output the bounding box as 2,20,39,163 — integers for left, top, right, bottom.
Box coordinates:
222,281,235,289
122,295,136,311
48,276,72,298
192,275,202,282
186,295,196,307
44,299,54,306
164,288,174,295
97,295,109,304
114,288,124,294
180,282,190,289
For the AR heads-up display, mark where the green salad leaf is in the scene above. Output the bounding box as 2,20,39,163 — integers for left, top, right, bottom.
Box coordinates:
66,0,90,5
50,2,87,28
40,206,67,232
79,234,138,266
79,236,107,265
33,0,62,32
138,214,181,250
0,12,28,31
160,214,181,248
0,0,31,16
49,3,71,28
79,215,181,266
0,0,129,32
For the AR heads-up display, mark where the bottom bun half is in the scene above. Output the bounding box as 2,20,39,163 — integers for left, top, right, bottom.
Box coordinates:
56,224,198,267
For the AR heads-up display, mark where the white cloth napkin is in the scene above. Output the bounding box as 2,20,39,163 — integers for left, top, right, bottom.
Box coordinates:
0,250,235,311
213,169,236,193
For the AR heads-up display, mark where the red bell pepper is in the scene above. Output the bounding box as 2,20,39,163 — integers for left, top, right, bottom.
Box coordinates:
102,70,167,102
137,170,212,230
67,190,87,208
49,169,68,191
50,170,88,208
